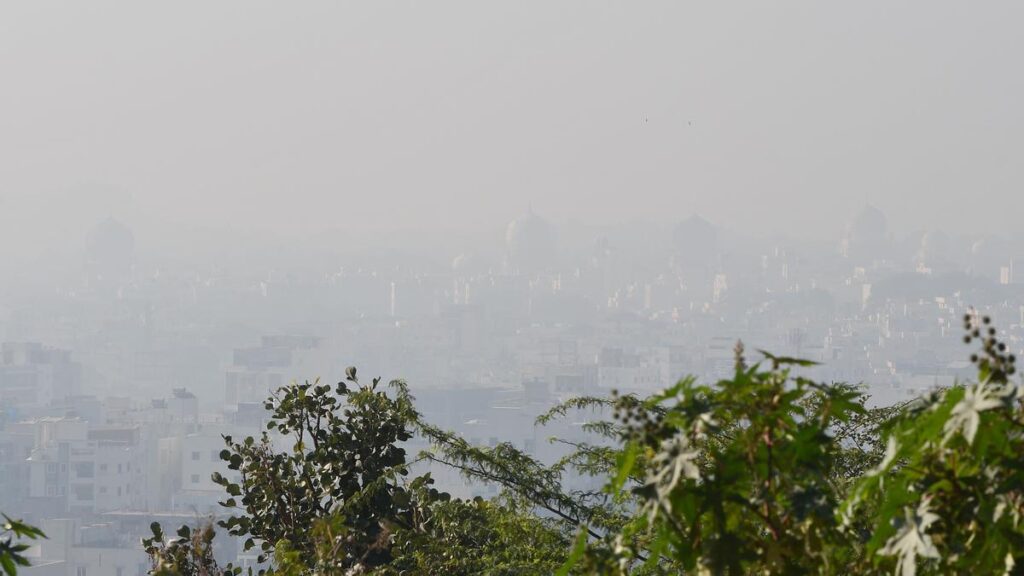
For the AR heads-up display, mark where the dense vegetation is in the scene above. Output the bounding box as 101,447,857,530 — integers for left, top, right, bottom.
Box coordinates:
6,315,1024,575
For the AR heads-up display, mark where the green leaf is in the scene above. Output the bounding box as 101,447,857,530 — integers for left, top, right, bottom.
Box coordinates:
555,530,587,576
1,554,16,576
611,441,639,496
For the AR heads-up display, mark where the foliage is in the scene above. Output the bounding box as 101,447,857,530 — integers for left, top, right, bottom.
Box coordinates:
0,515,44,576
211,370,421,572
147,368,569,575
378,494,569,575
146,315,1024,576
846,314,1024,575
143,522,221,576
573,353,866,574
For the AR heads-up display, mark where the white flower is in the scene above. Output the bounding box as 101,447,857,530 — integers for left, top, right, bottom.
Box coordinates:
692,412,718,438
645,431,701,521
613,534,631,572
867,436,899,477
943,381,1006,445
994,493,1022,528
878,499,940,576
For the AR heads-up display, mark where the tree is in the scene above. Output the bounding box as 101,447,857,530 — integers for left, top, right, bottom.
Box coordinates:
574,353,865,574
846,314,1024,575
212,370,421,571
0,515,45,576
147,368,569,575
148,316,1024,575
143,522,221,576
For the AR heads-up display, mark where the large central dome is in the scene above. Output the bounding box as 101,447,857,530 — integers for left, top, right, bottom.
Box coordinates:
672,214,717,270
85,217,135,278
505,209,554,273
842,204,889,262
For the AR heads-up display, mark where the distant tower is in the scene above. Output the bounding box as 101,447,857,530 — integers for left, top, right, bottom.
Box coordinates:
85,217,135,280
505,209,555,275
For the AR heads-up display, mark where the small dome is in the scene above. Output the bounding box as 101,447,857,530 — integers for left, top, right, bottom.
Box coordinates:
452,252,484,273
969,235,1013,278
970,236,1009,257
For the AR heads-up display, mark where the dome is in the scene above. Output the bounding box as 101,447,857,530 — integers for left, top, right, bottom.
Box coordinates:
672,214,717,269
86,217,135,277
452,252,485,274
505,210,555,273
842,204,889,261
970,235,1013,278
971,236,1010,257
848,204,887,241
918,230,951,260
673,214,715,244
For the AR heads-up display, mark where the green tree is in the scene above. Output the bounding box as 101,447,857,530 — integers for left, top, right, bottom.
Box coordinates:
147,368,570,575
143,522,220,576
0,515,45,576
847,314,1024,575
212,370,421,571
147,315,1024,575
558,352,869,574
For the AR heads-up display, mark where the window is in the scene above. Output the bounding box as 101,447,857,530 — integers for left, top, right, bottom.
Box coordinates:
73,484,94,500
99,463,108,473
74,462,95,479
211,450,221,461
192,451,201,461
191,474,200,484
117,463,122,474
77,567,87,576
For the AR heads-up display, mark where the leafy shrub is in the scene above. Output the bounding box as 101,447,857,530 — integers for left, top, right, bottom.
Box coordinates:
846,314,1024,575
148,316,1024,576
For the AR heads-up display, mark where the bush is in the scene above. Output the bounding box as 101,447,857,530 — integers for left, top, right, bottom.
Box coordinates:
148,316,1024,575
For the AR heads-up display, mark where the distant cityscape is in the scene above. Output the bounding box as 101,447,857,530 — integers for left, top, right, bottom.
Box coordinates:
3,206,1024,574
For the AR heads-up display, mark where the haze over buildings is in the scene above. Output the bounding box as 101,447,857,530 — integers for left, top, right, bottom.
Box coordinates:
1,2,1023,574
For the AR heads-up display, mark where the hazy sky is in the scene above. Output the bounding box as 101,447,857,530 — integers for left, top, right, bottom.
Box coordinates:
2,1,1023,260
